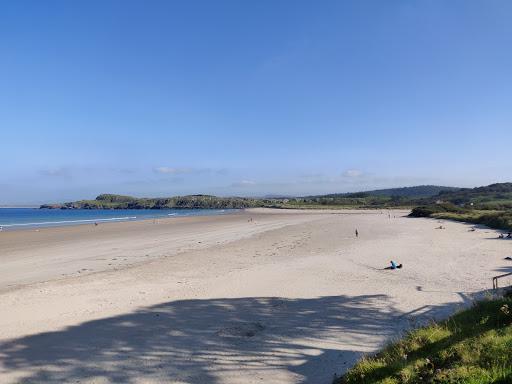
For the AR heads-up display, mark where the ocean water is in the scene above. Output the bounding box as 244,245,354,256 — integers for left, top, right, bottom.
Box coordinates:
0,208,235,230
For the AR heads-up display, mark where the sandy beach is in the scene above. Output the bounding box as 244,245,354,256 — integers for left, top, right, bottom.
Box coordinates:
0,208,510,384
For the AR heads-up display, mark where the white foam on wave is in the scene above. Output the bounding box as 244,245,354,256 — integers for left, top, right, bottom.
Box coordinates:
0,216,138,227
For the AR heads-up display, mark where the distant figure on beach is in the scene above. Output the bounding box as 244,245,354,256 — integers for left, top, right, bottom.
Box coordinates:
436,225,445,229
385,260,402,270
355,229,358,238
499,234,504,239
94,222,98,226
507,232,512,239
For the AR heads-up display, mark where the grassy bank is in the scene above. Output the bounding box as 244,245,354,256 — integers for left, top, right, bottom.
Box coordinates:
410,204,512,232
431,211,512,232
336,296,512,384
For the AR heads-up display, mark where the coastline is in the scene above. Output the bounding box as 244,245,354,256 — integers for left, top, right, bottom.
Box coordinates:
0,207,236,231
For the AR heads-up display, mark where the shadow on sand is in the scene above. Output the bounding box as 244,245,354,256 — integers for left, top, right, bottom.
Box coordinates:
0,294,480,384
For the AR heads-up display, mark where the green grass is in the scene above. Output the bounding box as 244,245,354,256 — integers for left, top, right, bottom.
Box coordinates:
336,296,512,384
410,204,512,232
430,211,512,232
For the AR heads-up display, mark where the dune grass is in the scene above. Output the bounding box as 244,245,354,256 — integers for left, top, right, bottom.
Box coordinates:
410,204,512,232
431,211,512,232
336,296,512,384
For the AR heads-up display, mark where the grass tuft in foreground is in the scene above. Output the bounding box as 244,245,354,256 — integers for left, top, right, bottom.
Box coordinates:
336,295,512,384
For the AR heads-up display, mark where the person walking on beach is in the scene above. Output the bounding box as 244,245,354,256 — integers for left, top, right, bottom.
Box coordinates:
355,229,358,238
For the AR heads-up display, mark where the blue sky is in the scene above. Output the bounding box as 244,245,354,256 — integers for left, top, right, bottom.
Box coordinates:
1,1,511,204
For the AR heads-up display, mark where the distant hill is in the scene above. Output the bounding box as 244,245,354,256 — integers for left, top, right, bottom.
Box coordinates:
281,186,459,209
40,185,460,211
40,194,274,210
315,185,459,199
366,185,460,198
427,182,512,209
410,182,512,231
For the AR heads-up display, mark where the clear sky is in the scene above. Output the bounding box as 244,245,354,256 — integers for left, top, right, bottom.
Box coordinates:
1,1,511,204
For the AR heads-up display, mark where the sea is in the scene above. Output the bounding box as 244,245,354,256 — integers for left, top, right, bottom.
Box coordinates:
0,208,234,230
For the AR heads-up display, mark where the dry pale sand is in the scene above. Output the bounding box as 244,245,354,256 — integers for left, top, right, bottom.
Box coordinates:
0,208,511,384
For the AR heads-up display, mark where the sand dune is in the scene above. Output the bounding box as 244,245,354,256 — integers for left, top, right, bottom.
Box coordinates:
0,209,510,383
